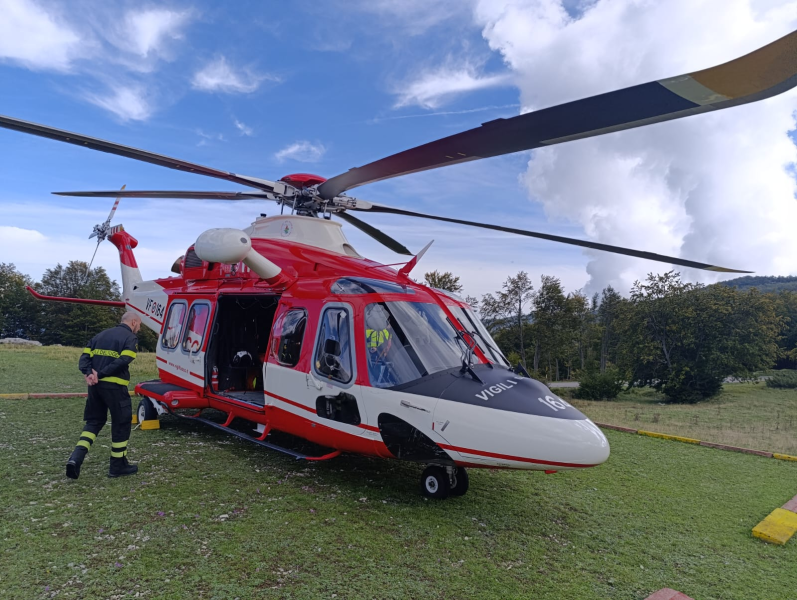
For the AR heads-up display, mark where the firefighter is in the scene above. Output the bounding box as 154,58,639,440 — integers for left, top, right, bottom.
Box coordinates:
66,312,141,479
365,305,395,387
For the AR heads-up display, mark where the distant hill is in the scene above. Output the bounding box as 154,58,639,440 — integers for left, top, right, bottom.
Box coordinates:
718,275,797,293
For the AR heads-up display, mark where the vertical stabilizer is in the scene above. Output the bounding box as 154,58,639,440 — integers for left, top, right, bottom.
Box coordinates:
107,225,143,296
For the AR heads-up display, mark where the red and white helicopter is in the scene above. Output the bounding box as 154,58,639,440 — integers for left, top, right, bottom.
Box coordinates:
5,30,796,497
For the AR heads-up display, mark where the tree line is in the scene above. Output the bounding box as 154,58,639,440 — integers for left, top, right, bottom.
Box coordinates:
424,269,797,403
3,262,795,403
0,261,157,350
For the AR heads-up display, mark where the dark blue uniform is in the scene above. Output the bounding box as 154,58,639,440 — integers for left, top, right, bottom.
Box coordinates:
68,323,139,479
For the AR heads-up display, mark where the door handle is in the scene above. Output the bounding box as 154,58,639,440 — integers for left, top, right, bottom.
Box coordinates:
400,399,430,413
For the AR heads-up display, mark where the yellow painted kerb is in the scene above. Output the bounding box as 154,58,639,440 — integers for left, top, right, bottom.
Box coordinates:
752,508,797,545
637,430,701,445
0,393,29,399
773,453,797,462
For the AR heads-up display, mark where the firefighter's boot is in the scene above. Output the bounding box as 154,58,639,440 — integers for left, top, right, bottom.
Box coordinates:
108,456,138,478
66,446,88,480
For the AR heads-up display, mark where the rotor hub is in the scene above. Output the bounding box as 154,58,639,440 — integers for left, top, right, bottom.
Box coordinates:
279,173,327,189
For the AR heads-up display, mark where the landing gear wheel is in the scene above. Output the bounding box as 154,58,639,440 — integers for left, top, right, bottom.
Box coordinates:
449,467,469,497
137,398,158,424
420,465,450,499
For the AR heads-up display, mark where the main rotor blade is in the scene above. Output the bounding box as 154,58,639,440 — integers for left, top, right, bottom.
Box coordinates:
318,30,797,199
0,115,278,192
359,205,751,273
54,190,276,200
337,211,412,255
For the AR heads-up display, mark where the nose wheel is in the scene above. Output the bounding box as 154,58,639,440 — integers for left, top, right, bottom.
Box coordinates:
420,465,469,499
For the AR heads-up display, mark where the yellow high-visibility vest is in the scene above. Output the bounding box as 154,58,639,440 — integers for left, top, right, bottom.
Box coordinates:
366,328,390,349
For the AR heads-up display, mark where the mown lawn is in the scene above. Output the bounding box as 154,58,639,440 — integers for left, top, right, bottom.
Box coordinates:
0,351,796,598
0,345,158,393
566,384,797,456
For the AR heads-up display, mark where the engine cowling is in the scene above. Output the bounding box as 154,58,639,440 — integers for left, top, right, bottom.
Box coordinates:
194,228,282,281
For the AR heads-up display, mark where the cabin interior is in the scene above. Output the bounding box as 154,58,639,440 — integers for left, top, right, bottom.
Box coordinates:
206,295,280,405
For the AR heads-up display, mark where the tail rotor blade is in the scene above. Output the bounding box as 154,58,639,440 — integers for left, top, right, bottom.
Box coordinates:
337,211,412,255
105,184,126,225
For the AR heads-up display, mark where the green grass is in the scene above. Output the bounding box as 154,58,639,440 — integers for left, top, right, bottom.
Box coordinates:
1,347,796,597
0,398,795,599
0,345,158,393
566,384,797,456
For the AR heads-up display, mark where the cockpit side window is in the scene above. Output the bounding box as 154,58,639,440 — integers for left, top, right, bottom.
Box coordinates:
450,305,511,367
364,301,466,388
271,308,307,367
314,307,353,384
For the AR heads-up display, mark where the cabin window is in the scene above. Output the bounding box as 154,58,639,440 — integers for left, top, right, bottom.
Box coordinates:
271,308,307,367
162,301,187,350
314,307,353,384
330,277,415,295
182,303,210,354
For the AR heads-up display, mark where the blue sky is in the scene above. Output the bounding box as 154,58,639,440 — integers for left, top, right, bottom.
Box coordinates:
2,0,796,300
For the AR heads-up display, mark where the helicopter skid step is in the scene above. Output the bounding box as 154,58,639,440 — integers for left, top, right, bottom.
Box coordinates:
172,410,340,461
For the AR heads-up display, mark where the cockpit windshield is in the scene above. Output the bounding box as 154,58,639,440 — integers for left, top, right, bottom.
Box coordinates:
364,301,471,388
449,305,511,368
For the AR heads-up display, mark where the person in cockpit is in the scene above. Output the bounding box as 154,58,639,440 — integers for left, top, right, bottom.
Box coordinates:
365,306,395,387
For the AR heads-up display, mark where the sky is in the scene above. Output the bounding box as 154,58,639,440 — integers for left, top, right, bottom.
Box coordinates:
1,0,796,301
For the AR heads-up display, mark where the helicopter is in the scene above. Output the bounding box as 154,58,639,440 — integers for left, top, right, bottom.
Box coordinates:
4,29,796,498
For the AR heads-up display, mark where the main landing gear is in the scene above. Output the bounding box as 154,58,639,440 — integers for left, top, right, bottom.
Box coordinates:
420,465,469,499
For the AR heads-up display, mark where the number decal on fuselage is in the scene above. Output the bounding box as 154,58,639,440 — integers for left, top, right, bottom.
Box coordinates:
145,297,165,320
538,395,570,412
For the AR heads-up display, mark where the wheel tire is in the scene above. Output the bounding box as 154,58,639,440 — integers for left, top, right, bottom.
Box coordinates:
420,465,450,499
449,467,469,497
137,398,158,423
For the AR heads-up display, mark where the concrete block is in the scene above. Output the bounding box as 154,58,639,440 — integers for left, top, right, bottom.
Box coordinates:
752,508,797,545
595,422,638,433
699,441,772,457
638,430,700,445
773,453,797,462
782,496,797,513
645,588,693,600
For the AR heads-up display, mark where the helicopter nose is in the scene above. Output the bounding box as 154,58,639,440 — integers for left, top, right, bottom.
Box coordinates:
434,408,610,470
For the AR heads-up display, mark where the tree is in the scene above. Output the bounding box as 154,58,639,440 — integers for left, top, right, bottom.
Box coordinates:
617,271,782,403
532,275,567,378
597,286,623,373
0,263,41,339
423,271,463,294
481,272,534,368
36,261,123,347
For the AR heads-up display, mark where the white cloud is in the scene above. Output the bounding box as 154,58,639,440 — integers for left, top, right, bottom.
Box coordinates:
84,85,152,121
0,0,85,71
234,118,254,136
192,57,276,94
353,0,472,36
122,8,191,58
394,63,512,109
275,141,327,163
474,0,797,294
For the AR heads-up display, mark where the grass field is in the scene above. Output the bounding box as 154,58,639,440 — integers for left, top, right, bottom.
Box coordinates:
0,345,158,393
566,385,797,456
1,346,796,598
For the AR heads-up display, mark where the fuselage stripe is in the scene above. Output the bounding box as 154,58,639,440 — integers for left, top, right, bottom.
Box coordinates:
437,443,599,468
264,390,316,413
128,302,164,325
